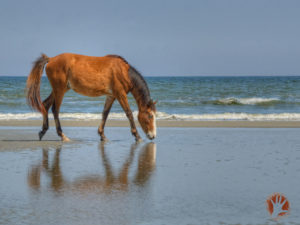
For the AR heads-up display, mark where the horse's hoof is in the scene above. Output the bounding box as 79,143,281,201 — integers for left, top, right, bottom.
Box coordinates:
62,137,71,142
136,137,143,143
38,131,44,141
61,134,71,142
101,136,109,142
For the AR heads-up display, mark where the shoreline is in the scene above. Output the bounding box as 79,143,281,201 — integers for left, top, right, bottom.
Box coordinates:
1,119,300,128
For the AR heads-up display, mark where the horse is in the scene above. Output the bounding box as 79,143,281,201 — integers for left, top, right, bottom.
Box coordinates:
26,53,156,142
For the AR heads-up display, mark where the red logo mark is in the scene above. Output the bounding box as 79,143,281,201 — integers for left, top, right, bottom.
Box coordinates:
266,193,290,220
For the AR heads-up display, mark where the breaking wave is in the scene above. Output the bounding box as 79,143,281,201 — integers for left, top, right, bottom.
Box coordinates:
1,112,300,121
209,97,282,105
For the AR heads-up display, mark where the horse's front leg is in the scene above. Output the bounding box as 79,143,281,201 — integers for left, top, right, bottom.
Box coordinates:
98,96,115,142
117,95,142,142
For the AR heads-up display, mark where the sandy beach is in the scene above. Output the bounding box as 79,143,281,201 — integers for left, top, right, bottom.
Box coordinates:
1,125,300,224
1,119,300,128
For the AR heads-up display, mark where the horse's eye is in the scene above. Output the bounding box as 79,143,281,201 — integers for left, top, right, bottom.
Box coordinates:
148,114,153,119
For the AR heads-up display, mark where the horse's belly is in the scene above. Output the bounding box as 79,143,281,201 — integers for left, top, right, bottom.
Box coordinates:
68,78,111,97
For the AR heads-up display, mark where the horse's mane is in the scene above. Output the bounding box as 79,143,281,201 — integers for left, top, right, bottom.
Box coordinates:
129,66,152,105
106,54,129,64
107,55,152,107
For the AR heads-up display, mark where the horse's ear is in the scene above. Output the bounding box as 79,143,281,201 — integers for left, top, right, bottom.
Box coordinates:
149,99,157,105
148,99,157,108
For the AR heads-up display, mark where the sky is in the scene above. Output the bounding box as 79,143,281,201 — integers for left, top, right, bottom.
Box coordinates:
0,0,300,76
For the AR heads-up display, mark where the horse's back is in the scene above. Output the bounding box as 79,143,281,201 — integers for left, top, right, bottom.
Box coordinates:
45,53,132,97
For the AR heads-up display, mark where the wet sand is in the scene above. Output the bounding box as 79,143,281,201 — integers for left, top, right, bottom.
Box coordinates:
1,119,300,127
1,126,300,224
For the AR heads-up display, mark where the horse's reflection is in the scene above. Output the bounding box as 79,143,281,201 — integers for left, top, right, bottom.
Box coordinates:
27,143,156,194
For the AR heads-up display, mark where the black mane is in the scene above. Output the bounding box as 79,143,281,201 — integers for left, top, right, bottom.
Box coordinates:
106,54,129,64
107,55,152,107
128,66,152,106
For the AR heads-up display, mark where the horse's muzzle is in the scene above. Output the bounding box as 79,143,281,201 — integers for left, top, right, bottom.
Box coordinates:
147,132,156,140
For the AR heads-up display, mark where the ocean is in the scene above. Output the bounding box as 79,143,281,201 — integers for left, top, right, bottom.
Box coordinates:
1,76,300,121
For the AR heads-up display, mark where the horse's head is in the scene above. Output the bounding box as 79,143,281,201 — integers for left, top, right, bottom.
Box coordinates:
138,100,157,140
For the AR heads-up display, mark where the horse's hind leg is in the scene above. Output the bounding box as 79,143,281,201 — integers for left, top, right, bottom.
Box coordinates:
98,96,115,141
39,93,54,140
51,90,70,142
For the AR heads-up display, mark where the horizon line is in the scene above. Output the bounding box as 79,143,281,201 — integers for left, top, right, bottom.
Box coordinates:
1,74,300,77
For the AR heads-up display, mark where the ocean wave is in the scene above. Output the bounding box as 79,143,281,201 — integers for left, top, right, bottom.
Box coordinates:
1,112,300,121
209,97,281,105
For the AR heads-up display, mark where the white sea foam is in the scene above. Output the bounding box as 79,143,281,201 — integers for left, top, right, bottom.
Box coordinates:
215,97,280,105
1,112,300,121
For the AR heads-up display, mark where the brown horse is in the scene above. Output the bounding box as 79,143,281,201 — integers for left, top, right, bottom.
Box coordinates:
26,53,156,142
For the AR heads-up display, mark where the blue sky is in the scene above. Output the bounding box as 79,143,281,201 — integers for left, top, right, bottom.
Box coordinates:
0,0,299,76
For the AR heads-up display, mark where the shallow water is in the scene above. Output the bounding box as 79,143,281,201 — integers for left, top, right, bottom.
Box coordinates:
1,127,300,224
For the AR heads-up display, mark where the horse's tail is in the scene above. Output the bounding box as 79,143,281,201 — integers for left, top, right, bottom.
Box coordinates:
26,54,49,114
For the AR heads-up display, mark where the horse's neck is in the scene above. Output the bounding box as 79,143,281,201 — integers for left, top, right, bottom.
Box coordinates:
130,86,150,111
